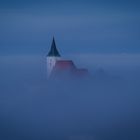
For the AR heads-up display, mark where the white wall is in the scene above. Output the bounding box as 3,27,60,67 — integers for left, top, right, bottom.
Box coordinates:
47,56,61,77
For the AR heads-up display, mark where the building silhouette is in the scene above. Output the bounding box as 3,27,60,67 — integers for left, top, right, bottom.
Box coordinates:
46,37,88,78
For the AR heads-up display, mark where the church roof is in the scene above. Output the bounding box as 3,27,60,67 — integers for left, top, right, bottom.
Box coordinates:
54,60,76,70
51,60,89,78
47,37,61,57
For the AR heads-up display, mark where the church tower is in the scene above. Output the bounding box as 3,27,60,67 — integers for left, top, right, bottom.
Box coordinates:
47,37,61,77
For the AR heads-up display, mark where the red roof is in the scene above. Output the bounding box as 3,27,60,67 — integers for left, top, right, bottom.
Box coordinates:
54,60,76,70
51,60,89,78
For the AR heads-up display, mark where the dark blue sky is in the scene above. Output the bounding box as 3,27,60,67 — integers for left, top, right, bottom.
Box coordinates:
0,0,140,54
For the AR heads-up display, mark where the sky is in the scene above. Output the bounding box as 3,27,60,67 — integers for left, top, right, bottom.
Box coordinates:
0,0,140,54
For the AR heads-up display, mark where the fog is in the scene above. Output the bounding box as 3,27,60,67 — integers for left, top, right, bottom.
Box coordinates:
0,54,140,140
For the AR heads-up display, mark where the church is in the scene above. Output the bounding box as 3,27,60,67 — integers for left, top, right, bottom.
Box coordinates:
46,37,88,78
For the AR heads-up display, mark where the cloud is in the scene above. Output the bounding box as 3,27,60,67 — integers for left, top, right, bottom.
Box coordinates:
0,54,140,140
67,53,140,75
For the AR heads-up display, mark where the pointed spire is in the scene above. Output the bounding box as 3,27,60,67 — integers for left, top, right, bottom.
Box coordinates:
47,37,61,57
